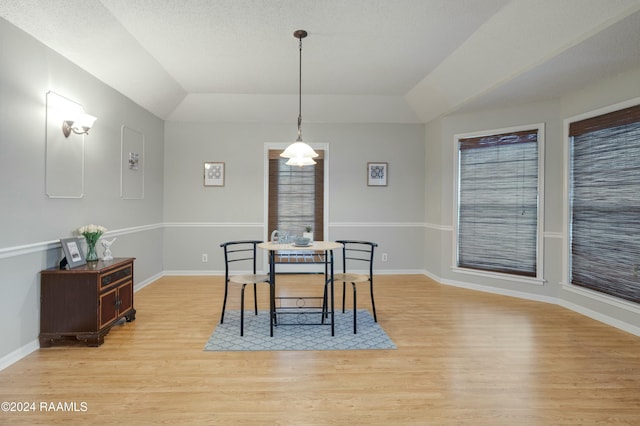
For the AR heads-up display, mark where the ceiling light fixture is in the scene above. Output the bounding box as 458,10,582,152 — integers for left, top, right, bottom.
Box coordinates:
280,29,319,166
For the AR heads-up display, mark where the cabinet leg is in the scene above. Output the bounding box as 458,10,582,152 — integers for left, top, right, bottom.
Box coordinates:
76,333,105,347
39,337,53,348
84,337,104,347
125,308,137,322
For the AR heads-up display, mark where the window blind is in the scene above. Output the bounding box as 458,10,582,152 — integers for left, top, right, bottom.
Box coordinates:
268,150,324,241
570,105,640,303
457,130,539,277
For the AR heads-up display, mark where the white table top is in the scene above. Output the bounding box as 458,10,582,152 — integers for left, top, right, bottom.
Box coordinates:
258,241,343,251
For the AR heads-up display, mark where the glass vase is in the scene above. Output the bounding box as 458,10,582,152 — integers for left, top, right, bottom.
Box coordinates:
85,238,99,261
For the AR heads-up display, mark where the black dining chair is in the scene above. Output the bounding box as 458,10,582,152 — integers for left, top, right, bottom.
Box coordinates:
333,240,378,334
220,240,272,336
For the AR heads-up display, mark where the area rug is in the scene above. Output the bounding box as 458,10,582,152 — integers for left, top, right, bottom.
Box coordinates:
204,310,396,351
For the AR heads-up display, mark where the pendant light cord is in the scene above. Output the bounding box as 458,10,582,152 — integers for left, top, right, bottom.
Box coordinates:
297,35,303,139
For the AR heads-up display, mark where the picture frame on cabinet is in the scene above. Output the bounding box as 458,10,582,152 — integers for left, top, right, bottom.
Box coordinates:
60,237,86,269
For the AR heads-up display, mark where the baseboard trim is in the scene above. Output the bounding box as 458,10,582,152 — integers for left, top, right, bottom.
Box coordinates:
134,271,164,292
428,271,640,337
0,340,39,372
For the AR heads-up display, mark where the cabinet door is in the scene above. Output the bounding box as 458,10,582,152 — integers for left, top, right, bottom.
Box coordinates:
118,281,134,314
100,287,118,328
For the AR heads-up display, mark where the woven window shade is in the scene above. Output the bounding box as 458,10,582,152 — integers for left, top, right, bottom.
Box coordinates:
457,130,539,276
570,107,640,303
268,150,324,241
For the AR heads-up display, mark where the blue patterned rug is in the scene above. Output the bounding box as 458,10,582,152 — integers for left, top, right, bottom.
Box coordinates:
204,310,396,351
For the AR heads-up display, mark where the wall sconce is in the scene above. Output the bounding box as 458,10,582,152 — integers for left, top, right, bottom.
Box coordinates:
46,91,97,138
62,113,97,137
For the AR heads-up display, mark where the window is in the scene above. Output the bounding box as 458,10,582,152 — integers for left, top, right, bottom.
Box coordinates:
455,126,542,278
569,103,640,304
268,149,324,241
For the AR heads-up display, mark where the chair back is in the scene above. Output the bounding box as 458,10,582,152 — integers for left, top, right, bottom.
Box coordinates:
335,240,377,277
220,240,262,280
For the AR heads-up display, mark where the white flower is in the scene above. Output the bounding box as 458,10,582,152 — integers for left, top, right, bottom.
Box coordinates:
77,224,107,235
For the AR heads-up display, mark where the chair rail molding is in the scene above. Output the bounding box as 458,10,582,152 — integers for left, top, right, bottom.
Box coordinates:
0,223,163,260
331,222,427,228
164,222,264,228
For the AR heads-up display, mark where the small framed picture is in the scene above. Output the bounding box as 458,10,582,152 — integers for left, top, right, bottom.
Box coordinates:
204,162,225,187
60,237,86,268
367,162,388,186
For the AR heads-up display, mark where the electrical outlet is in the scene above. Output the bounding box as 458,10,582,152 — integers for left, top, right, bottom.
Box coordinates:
381,253,388,262
202,253,208,263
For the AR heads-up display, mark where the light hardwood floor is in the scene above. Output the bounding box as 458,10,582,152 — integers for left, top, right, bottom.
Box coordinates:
1,274,639,425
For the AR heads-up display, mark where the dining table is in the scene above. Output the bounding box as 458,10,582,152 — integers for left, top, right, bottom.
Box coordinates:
257,240,343,336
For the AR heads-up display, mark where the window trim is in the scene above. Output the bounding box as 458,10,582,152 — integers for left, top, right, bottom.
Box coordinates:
562,97,640,308
452,123,545,284
263,142,329,273
267,149,325,242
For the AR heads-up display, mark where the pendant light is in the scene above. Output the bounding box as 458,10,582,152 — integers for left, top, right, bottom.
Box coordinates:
280,29,319,166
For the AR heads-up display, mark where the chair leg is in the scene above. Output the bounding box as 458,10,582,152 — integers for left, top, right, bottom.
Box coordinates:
269,283,274,337
253,283,258,315
369,279,377,322
240,284,246,336
220,281,229,324
342,281,346,313
352,282,357,334
321,281,329,323
271,283,278,327
321,284,326,321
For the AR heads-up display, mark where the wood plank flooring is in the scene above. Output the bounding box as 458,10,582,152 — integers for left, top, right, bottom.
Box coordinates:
1,274,639,425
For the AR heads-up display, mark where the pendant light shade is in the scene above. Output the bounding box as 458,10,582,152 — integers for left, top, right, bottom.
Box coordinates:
286,155,316,166
281,141,318,160
280,29,319,166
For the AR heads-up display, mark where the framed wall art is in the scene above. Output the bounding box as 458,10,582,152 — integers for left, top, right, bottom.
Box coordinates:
367,162,388,186
204,162,225,187
120,125,145,199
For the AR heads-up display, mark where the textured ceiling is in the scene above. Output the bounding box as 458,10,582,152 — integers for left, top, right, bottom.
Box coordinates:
1,0,640,123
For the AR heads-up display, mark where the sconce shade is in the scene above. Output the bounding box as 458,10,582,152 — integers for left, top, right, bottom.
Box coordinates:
46,91,97,138
62,113,97,137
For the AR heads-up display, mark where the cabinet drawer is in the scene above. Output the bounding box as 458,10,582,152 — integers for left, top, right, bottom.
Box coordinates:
101,264,133,289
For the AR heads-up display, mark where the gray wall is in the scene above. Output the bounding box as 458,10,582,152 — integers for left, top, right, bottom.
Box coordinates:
163,122,426,274
0,19,165,364
424,65,640,334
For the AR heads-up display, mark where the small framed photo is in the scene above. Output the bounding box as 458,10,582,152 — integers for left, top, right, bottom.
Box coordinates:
204,162,225,187
367,162,388,186
60,237,86,268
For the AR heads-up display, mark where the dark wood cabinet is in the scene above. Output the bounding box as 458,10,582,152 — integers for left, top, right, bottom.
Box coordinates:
39,257,136,347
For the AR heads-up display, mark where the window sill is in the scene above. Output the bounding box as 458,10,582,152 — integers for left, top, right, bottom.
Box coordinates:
451,266,545,286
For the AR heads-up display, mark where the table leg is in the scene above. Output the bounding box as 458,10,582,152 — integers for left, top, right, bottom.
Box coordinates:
329,249,335,336
269,250,276,335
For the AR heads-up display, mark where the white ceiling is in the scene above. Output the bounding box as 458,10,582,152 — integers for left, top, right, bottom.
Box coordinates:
2,0,640,123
